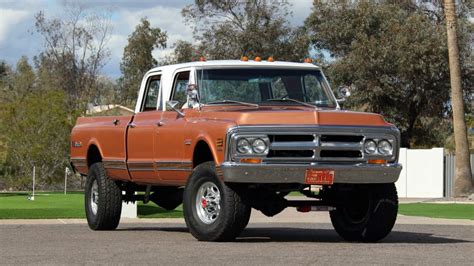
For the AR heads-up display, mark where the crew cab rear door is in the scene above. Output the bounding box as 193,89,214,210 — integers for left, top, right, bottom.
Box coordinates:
126,73,162,182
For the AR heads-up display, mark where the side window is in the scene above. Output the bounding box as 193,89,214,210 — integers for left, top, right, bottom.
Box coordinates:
171,71,190,108
142,75,161,112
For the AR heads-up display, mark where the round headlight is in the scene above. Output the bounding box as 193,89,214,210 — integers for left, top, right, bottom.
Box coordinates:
237,138,251,154
364,139,377,154
252,138,267,154
378,140,393,155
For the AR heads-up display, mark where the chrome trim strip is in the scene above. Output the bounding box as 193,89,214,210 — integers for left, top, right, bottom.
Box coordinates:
103,159,126,163
155,161,193,171
128,168,155,172
155,161,193,164
105,166,128,170
270,141,316,150
157,168,192,171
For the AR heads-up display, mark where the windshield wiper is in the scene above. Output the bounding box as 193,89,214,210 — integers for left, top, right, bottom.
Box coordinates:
206,100,259,108
266,97,317,109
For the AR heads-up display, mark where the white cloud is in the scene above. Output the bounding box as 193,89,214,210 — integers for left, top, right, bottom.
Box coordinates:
0,1,313,77
102,4,193,76
0,8,30,43
288,0,314,26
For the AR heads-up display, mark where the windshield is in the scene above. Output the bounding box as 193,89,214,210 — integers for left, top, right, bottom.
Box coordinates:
197,68,336,108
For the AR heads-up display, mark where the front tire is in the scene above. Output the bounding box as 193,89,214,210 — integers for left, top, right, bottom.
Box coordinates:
183,162,251,241
85,162,122,230
329,183,398,242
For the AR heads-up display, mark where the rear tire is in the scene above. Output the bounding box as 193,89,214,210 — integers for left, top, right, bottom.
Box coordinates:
85,162,122,230
183,162,251,241
329,183,398,242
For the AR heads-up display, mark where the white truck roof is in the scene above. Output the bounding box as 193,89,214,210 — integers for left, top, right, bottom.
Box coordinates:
136,60,322,113
146,60,320,75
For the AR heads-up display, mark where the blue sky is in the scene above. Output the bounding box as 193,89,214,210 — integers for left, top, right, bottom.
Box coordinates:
0,0,313,79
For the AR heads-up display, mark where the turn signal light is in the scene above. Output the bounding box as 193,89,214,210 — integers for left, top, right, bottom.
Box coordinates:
368,159,387,164
254,56,261,62
241,56,249,61
240,158,262,164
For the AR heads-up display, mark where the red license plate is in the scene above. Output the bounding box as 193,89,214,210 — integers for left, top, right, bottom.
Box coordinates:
305,169,334,185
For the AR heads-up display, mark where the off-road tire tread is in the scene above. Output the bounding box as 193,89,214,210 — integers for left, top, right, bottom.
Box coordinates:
330,183,398,242
184,162,251,242
86,162,122,230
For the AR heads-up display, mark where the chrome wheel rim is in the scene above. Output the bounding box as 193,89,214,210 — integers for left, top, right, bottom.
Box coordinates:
195,181,221,224
90,180,99,215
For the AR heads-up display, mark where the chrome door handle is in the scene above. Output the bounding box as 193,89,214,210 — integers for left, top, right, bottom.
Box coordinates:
112,119,119,125
128,122,136,128
157,121,165,127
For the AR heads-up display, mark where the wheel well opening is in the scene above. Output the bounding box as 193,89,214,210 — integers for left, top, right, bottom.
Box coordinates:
193,141,214,167
87,145,102,167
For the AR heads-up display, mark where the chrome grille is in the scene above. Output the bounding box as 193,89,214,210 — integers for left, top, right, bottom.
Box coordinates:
226,126,400,164
266,133,364,163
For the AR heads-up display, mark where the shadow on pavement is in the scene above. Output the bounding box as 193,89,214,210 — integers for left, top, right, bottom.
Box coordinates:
117,226,472,244
236,228,473,244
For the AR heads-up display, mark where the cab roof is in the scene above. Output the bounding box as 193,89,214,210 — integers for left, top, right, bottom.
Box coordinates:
146,60,320,74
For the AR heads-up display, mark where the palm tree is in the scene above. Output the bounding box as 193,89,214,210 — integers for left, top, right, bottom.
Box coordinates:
444,0,473,196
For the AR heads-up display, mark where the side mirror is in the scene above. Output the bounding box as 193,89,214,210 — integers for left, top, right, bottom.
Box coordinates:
336,85,352,103
186,84,199,108
166,100,185,117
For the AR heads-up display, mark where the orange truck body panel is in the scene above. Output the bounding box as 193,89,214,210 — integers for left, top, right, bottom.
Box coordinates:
71,106,391,186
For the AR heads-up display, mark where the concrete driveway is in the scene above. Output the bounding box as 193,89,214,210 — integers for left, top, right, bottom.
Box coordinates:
1,210,473,265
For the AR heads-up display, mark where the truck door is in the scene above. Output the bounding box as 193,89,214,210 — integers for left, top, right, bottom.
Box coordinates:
155,70,192,184
126,74,162,183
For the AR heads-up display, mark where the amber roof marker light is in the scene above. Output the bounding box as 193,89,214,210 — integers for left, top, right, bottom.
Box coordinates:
254,56,262,62
241,56,249,61
304,58,313,63
267,56,274,62
199,56,206,62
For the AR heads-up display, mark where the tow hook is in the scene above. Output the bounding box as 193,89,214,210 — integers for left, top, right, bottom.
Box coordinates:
296,206,336,212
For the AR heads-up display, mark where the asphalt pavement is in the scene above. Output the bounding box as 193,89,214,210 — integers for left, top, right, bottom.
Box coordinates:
1,210,473,265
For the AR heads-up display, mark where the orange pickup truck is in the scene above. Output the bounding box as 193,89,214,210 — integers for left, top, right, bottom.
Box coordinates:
70,60,402,242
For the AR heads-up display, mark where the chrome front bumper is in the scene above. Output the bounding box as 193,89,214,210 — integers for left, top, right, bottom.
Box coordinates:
220,162,402,184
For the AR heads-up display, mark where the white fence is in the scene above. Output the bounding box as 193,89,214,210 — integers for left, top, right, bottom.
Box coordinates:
396,148,445,198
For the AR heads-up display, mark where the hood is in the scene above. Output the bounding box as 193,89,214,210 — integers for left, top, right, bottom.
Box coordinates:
199,107,391,127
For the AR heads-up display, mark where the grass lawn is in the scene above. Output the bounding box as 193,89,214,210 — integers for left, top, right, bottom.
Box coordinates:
398,203,474,220
0,192,182,219
1,192,472,220
0,192,85,219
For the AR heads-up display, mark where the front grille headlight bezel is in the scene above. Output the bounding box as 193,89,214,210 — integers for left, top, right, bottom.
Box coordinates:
233,135,270,158
363,137,396,159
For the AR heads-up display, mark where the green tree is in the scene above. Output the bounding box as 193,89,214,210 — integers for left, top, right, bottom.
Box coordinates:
181,0,309,61
306,1,472,148
0,57,71,190
119,18,167,107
